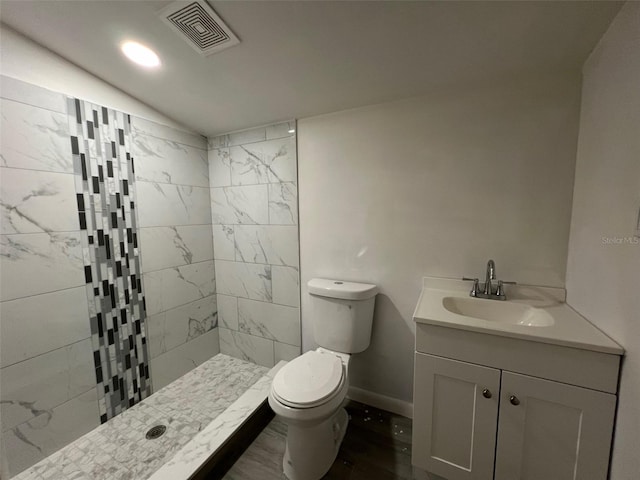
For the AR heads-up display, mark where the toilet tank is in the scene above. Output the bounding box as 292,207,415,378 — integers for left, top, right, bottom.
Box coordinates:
307,278,378,354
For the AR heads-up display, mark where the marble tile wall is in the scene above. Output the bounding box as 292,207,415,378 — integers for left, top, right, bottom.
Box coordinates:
132,116,221,392
209,122,301,367
0,76,218,477
0,76,100,475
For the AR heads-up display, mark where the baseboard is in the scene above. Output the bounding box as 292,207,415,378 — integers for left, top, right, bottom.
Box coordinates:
347,386,413,419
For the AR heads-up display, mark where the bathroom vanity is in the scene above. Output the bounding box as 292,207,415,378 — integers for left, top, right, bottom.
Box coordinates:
411,277,623,480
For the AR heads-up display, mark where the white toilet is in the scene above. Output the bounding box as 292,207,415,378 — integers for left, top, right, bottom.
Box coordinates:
268,278,378,480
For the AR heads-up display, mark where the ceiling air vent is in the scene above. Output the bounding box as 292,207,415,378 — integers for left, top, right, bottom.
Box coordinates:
159,1,239,56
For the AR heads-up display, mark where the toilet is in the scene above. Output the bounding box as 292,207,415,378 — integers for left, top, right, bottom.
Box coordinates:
268,278,378,480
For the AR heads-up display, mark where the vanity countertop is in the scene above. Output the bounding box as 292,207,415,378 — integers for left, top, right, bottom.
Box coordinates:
413,277,624,355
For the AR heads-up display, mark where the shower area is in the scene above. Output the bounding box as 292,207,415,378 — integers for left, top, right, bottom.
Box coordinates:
0,75,301,479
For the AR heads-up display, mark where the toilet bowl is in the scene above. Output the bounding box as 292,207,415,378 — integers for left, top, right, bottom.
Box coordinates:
268,348,351,480
269,278,378,480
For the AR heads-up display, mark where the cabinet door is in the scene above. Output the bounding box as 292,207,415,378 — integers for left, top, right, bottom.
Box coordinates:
495,372,616,480
412,353,501,480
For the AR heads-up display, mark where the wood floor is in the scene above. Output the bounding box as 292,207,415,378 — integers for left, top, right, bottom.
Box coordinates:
222,400,435,480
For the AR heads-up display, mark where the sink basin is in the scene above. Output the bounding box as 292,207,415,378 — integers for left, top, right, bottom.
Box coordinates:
442,296,555,327
413,278,624,354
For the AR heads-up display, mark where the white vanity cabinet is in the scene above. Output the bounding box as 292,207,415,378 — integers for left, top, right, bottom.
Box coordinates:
413,353,501,479
494,371,616,480
412,324,621,480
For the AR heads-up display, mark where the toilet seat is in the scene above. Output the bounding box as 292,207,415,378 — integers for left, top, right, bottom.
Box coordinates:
272,350,345,409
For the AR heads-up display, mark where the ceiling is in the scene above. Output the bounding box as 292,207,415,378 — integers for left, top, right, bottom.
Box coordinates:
0,1,622,137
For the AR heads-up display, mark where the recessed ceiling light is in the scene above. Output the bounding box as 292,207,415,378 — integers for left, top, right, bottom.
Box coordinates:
121,41,161,68
288,129,295,134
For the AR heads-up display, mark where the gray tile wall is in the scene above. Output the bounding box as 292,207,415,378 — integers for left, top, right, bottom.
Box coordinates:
209,122,301,367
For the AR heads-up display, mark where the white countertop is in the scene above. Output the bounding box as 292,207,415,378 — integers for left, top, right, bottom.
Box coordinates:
413,277,624,355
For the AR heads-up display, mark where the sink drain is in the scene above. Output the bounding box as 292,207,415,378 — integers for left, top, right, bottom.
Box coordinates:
145,425,166,440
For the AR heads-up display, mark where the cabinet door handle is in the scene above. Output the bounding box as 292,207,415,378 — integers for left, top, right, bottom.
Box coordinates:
509,395,520,406
482,388,492,399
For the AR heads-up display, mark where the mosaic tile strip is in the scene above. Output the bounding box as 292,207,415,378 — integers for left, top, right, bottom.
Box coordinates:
67,98,151,422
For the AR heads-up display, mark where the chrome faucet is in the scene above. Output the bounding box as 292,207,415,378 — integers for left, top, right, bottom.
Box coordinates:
463,259,516,300
484,259,496,296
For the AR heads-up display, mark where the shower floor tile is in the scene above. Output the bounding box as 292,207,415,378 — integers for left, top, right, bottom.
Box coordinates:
12,354,268,480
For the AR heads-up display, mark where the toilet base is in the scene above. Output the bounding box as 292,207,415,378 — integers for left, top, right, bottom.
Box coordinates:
283,407,349,480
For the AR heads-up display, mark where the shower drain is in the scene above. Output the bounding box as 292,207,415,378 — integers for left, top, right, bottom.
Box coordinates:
145,425,167,440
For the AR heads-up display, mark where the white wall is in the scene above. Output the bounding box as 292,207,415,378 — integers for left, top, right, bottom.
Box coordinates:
0,25,191,132
298,72,582,404
566,3,640,479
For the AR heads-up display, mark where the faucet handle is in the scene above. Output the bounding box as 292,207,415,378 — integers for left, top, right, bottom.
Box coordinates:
462,277,480,297
495,280,517,297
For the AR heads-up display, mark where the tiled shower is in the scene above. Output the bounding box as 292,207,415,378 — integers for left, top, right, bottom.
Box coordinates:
0,75,301,477
209,125,301,367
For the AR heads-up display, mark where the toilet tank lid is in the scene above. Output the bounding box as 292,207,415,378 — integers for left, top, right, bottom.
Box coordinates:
307,278,378,300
